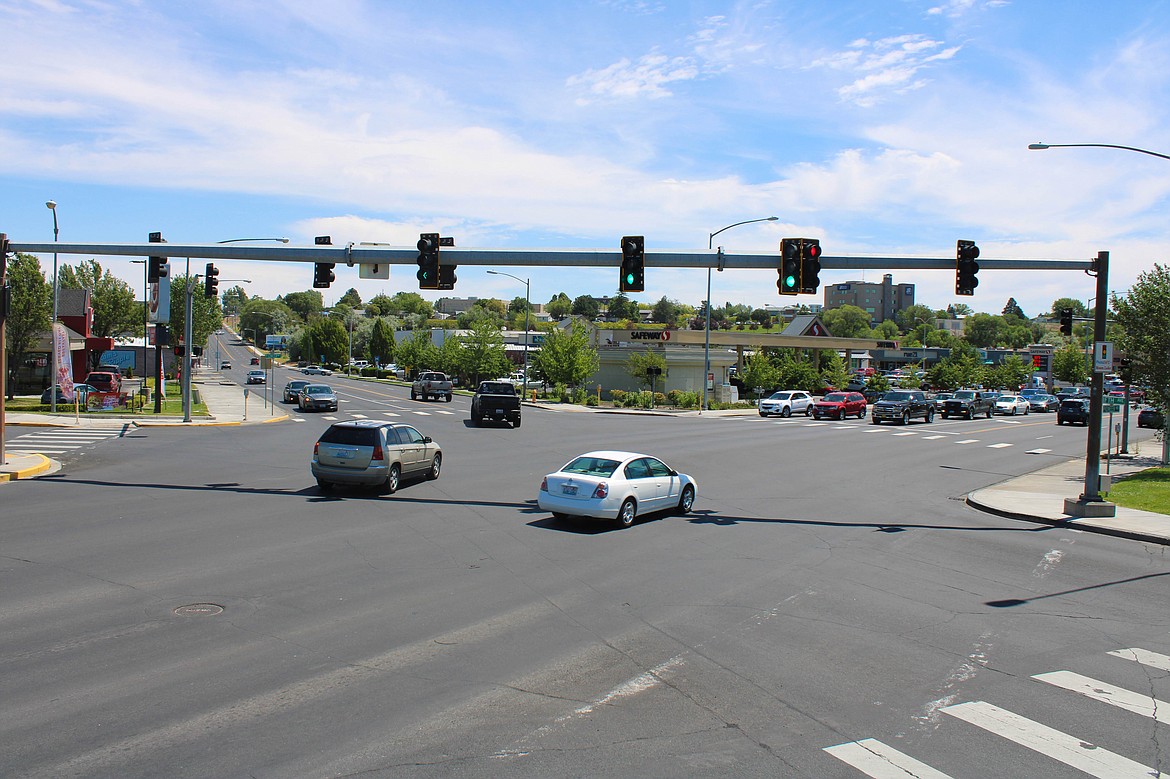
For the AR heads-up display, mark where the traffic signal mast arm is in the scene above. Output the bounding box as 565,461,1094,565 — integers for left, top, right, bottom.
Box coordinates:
3,240,1097,273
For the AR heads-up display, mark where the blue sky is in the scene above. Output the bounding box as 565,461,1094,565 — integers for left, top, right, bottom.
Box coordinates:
3,0,1170,320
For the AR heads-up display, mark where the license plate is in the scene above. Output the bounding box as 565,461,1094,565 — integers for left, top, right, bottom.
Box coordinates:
493,408,503,415
562,485,578,495
331,448,356,460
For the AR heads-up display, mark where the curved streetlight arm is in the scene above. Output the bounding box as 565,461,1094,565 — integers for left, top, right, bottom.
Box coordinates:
708,216,779,249
216,237,290,243
1029,142,1170,162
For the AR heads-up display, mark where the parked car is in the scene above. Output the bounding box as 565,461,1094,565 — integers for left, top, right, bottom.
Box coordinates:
1138,408,1164,429
871,390,934,425
812,391,867,420
537,450,697,528
298,384,338,412
1027,394,1060,413
250,356,261,365
312,420,441,493
302,364,333,376
930,391,956,410
83,371,121,395
40,383,94,405
246,369,266,385
282,379,311,403
1057,399,1091,426
994,395,1031,415
758,390,814,418
220,360,232,370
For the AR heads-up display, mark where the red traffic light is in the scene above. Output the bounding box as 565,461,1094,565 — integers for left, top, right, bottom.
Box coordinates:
806,243,821,258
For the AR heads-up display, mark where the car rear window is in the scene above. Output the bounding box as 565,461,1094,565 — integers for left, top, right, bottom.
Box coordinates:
563,456,620,477
319,426,379,446
822,393,847,402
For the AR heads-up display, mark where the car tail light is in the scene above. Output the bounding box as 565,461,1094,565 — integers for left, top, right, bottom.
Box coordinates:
313,442,319,455
593,482,609,499
372,444,384,461
540,477,548,492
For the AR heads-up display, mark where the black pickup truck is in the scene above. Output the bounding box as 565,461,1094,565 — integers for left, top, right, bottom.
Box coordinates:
941,389,994,419
470,381,522,428
870,390,934,425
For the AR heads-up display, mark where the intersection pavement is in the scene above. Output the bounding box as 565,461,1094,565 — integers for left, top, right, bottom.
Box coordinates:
2,381,1168,547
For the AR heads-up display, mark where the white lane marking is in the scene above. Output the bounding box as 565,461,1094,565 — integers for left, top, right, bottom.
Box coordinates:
382,412,401,417
1033,549,1063,578
1036,435,1054,440
922,435,946,440
432,409,455,415
987,442,1013,448
6,447,78,453
492,655,685,760
1034,670,1169,724
942,701,1166,778
349,413,368,419
1108,648,1170,671
1026,448,1053,454
291,418,306,423
892,431,917,436
915,632,994,730
412,411,432,416
823,739,954,779
1000,419,1023,424
955,439,979,444
804,422,829,427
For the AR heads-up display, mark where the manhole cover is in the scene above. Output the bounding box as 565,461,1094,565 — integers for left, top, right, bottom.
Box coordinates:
174,603,224,616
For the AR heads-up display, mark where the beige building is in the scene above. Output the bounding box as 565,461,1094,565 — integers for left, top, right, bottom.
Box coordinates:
824,274,915,324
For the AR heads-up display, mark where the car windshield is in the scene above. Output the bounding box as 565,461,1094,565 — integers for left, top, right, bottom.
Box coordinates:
769,392,792,400
954,391,977,399
306,385,332,395
884,391,915,402
822,393,847,402
562,456,621,477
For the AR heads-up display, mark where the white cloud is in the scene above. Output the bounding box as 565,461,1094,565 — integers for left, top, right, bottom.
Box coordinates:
566,53,700,103
812,34,963,106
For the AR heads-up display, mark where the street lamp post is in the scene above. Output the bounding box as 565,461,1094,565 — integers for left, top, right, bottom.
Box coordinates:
705,217,778,412
131,259,148,386
1028,140,1170,508
486,270,530,394
46,201,59,413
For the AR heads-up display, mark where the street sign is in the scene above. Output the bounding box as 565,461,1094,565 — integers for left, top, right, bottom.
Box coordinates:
266,352,281,358
1094,341,1113,373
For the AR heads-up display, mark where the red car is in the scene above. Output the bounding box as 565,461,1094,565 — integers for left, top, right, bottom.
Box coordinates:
812,391,868,420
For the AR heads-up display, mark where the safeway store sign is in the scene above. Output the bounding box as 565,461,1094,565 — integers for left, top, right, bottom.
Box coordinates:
628,330,671,341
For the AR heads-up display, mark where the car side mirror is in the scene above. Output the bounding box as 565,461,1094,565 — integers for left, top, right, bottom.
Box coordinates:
423,436,432,443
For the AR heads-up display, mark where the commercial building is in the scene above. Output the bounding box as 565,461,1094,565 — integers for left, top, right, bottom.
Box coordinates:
824,274,914,324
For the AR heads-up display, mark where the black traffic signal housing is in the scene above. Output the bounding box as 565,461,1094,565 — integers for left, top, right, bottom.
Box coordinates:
778,238,800,295
437,264,457,290
1059,308,1074,336
416,232,440,290
955,240,980,296
313,262,336,289
148,231,166,282
204,263,219,298
619,236,645,293
799,239,822,294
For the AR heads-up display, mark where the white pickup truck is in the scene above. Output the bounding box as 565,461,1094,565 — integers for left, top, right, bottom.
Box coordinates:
410,371,453,402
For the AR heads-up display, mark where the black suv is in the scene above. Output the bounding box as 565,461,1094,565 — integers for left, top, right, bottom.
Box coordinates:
1056,399,1091,426
871,390,934,425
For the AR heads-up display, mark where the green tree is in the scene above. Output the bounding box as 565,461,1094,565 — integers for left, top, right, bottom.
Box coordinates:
962,313,1001,348
365,293,394,317
740,353,782,397
650,296,682,326
167,274,224,358
570,295,600,320
58,259,139,350
305,317,348,365
456,300,505,330
4,253,52,397
1112,265,1170,415
395,329,438,376
337,287,362,307
279,290,324,321
221,285,248,316
895,304,936,334
1002,297,1026,321
1051,343,1088,385
607,292,638,321
1048,297,1089,319
546,292,572,321
987,354,1030,391
369,317,395,367
625,350,668,390
532,322,598,388
239,300,295,346
823,305,872,338
927,341,984,390
457,320,511,385
946,303,973,317
434,332,465,380
870,320,900,340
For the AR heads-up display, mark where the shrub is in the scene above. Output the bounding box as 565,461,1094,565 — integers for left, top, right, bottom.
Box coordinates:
585,395,599,406
654,392,667,406
610,389,627,405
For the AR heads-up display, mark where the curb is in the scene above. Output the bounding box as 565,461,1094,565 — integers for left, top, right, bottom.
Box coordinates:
965,490,1169,546
0,454,53,482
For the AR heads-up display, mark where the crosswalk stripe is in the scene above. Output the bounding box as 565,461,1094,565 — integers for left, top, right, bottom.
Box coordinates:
382,412,401,417
987,442,1013,448
823,738,954,778
955,439,979,444
1026,448,1053,454
941,700,1165,778
1034,670,1168,723
1108,647,1170,671
432,409,455,415
892,431,917,436
7,446,78,453
922,435,946,440
349,413,368,419
413,411,432,416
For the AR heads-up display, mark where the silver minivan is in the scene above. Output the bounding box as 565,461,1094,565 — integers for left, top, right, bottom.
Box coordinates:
312,420,441,494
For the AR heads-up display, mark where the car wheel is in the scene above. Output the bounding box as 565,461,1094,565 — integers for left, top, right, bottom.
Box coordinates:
410,389,417,400
859,407,867,418
1025,407,1030,414
316,478,332,493
806,406,814,417
552,512,571,520
513,416,521,428
383,464,401,495
901,411,910,426
677,485,695,515
758,411,768,417
427,453,441,480
781,406,792,418
617,497,637,528
871,417,880,425
445,394,453,402
986,407,992,419
470,415,479,426
925,408,934,423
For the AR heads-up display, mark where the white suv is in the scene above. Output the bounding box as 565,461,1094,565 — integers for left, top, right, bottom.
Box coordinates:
758,390,814,418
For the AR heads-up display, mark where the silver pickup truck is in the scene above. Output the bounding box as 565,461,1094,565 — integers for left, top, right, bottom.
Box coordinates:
410,371,453,402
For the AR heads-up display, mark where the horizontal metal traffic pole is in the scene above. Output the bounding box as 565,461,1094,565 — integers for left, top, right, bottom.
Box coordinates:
7,241,1096,272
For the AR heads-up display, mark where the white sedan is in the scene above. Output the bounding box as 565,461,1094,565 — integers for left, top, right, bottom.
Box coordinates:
538,450,697,528
302,364,333,376
995,395,1031,415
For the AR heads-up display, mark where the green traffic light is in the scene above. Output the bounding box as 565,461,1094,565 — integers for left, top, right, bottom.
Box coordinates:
784,275,796,288
625,272,635,285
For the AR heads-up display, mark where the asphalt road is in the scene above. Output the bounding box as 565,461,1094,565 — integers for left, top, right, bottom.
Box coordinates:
3,369,1168,778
